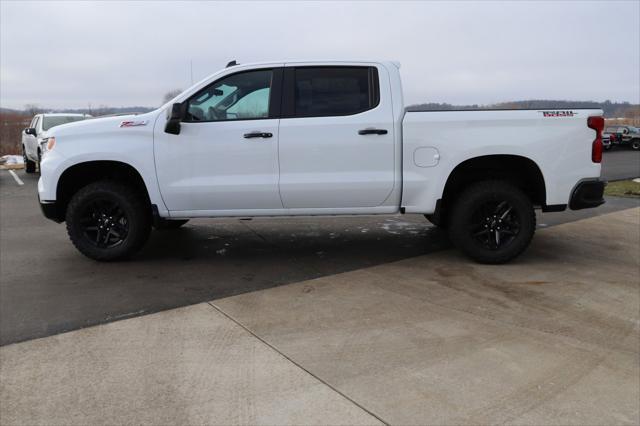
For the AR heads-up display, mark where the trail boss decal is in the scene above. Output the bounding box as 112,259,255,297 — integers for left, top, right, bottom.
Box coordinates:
120,120,148,127
539,110,577,117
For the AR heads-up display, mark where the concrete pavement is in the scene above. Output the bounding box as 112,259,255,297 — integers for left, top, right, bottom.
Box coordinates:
2,208,638,425
0,303,383,426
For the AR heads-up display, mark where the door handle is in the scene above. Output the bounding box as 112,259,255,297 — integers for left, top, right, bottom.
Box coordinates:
358,128,388,135
244,132,273,139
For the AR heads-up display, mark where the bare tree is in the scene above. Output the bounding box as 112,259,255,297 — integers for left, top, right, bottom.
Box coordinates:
24,104,42,116
163,89,183,104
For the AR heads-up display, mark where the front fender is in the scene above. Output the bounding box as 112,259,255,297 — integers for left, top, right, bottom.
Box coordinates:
39,124,168,216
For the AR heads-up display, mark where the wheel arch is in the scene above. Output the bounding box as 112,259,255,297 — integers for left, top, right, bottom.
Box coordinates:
434,155,548,225
55,160,151,222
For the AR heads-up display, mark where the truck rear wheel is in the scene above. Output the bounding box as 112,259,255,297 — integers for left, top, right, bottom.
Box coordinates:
448,180,535,264
631,140,640,150
65,180,151,261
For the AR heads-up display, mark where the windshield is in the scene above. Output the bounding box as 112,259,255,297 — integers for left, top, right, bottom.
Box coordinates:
42,116,86,131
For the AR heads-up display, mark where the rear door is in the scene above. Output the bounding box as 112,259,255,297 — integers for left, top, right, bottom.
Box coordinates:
278,65,395,209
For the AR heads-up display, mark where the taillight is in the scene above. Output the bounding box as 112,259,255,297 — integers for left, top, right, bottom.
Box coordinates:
588,116,604,163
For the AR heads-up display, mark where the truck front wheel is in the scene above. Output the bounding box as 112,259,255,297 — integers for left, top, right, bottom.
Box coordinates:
23,146,36,174
65,180,151,261
448,181,535,264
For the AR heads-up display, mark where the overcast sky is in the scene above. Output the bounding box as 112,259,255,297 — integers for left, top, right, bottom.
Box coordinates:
1,0,639,109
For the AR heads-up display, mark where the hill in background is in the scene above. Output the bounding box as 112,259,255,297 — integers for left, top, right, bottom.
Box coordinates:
2,100,639,155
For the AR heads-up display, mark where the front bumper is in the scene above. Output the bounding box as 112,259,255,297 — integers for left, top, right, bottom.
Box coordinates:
39,197,64,223
569,179,606,210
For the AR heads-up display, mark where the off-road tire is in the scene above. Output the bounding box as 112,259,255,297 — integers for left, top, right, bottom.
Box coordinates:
66,180,151,261
154,219,189,230
23,146,36,173
448,180,535,264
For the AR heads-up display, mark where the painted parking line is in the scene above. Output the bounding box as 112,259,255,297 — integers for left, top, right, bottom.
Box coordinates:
8,170,24,186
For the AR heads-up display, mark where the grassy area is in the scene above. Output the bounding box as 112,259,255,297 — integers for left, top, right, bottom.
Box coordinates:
605,179,640,198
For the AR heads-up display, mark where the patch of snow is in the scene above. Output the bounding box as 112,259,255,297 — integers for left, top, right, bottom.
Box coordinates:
0,155,23,165
380,218,420,234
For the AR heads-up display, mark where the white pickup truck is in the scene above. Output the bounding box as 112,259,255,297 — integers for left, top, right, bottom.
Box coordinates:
38,60,606,263
22,113,90,173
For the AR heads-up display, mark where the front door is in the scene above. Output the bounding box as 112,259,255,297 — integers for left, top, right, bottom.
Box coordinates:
154,68,283,213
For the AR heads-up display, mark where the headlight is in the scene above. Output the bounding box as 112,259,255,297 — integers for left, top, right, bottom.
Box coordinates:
39,137,56,154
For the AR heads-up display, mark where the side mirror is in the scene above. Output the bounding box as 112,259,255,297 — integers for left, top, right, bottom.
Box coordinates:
25,127,37,136
164,103,183,135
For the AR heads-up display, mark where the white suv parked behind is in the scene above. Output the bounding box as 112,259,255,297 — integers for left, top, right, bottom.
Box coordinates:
22,113,90,173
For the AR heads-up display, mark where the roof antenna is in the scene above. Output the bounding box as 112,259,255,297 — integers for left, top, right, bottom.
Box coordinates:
226,60,238,68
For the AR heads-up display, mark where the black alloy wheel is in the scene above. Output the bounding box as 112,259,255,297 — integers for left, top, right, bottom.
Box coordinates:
469,200,520,250
66,180,151,261
79,198,130,249
448,180,536,264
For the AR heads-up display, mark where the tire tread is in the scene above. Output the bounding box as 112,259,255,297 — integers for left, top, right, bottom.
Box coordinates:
65,180,150,261
448,180,536,264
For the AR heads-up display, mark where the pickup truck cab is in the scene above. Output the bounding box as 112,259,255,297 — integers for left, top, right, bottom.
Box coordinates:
22,113,90,173
38,60,606,263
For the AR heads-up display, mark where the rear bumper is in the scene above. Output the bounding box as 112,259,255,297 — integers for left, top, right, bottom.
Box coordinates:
569,179,606,210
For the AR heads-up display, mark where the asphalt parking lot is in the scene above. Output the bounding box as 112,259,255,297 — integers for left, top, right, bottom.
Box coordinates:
602,148,640,180
0,150,638,346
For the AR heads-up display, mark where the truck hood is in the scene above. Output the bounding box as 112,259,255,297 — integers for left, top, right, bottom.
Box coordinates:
47,110,161,138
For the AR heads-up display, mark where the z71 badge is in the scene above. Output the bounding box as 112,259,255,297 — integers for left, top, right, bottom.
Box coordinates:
120,120,148,127
539,110,576,117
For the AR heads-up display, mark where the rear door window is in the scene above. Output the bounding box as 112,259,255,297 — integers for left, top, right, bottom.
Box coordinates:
291,66,379,118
